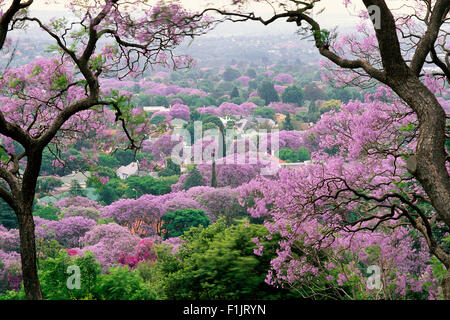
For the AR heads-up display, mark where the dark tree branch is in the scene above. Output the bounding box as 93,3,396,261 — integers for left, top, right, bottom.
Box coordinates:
410,0,450,76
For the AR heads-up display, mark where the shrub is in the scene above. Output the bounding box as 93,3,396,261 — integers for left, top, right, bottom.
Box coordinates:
161,209,210,239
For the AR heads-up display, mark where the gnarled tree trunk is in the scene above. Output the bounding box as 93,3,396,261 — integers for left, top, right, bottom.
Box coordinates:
16,204,42,300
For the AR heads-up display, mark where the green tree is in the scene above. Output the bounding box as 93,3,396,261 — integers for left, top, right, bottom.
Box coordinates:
152,220,300,299
182,166,205,190
94,266,156,300
86,166,118,188
150,114,166,125
69,180,86,197
230,86,240,99
304,84,326,103
211,159,217,188
0,198,17,229
97,183,119,205
281,85,304,106
159,157,181,177
98,152,120,168
248,96,265,107
125,175,174,197
320,99,342,114
161,209,210,239
38,250,101,300
33,204,59,221
35,250,155,300
282,114,294,131
253,107,276,119
308,100,318,114
36,176,63,194
137,94,152,106
222,68,241,81
246,68,257,78
151,95,169,107
113,149,135,166
325,87,359,103
278,147,311,163
248,80,258,90
198,79,214,92
257,81,279,105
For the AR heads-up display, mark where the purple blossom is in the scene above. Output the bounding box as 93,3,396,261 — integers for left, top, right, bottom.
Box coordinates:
0,226,20,252
273,73,294,85
80,223,141,269
0,249,21,292
169,103,190,121
54,196,102,209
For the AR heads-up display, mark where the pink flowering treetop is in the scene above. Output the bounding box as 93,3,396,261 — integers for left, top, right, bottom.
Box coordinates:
197,106,219,116
169,103,190,121
54,196,102,210
267,102,297,115
216,102,242,116
239,102,258,116
274,85,286,95
248,90,258,98
147,133,183,161
195,187,246,223
0,225,20,252
237,75,251,87
117,238,157,270
0,248,22,292
80,222,141,269
101,193,178,237
273,73,293,85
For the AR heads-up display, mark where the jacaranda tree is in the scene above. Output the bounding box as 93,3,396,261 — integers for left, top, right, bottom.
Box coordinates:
200,0,450,298
0,0,211,299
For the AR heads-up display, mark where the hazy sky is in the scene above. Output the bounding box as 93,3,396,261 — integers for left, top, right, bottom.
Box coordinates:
27,0,364,17
17,0,411,34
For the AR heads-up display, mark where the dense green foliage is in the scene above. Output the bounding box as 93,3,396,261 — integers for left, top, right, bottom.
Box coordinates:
98,153,120,169
33,204,59,221
283,114,294,131
1,250,155,300
182,166,205,190
36,177,63,194
97,175,177,204
0,198,17,229
222,68,241,82
278,147,311,163
146,220,300,299
253,107,276,119
161,209,210,239
257,81,279,105
159,158,181,177
282,85,304,106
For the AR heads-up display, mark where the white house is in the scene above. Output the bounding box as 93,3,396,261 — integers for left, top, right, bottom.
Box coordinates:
116,162,139,179
56,171,91,192
143,106,169,113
